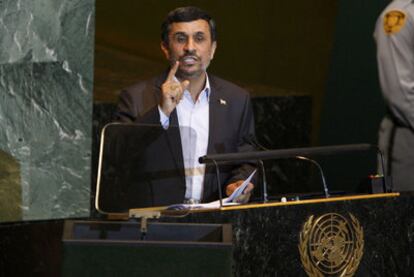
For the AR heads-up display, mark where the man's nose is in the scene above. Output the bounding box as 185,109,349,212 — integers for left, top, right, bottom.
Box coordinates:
184,38,195,52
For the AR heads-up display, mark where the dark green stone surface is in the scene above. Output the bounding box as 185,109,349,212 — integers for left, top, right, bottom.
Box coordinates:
0,0,94,221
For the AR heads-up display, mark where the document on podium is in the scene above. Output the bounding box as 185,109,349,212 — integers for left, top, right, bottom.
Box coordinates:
226,169,256,203
166,169,256,210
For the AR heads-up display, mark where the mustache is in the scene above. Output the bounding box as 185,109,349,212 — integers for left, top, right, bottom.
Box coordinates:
179,50,199,61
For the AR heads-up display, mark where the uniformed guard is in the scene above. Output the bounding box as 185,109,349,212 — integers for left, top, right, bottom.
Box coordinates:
374,0,414,191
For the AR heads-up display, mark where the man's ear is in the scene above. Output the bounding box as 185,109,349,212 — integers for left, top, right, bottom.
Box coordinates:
160,42,170,60
210,41,217,59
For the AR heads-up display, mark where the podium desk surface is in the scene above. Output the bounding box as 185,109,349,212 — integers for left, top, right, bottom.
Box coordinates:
219,192,400,212
109,192,399,220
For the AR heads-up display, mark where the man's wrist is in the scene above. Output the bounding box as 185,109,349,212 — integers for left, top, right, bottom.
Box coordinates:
158,105,170,129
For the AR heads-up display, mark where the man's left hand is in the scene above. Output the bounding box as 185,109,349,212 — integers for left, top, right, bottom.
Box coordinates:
226,181,254,204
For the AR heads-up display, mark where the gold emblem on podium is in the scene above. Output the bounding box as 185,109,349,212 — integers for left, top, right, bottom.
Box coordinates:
299,213,364,277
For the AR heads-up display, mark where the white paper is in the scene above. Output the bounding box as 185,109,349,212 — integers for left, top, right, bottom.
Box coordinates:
166,169,256,210
226,169,256,203
166,197,238,210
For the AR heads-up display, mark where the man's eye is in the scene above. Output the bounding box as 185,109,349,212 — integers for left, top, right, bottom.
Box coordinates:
175,36,187,43
195,35,205,42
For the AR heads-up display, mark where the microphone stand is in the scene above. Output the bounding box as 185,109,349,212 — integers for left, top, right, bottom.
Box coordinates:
244,135,330,199
212,159,224,208
257,160,268,202
200,144,380,200
295,156,330,198
374,145,392,192
243,136,268,202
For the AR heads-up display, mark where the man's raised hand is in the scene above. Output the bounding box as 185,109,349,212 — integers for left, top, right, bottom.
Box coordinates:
160,61,190,116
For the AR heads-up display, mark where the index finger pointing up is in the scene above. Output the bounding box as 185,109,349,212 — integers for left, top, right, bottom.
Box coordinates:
167,61,179,81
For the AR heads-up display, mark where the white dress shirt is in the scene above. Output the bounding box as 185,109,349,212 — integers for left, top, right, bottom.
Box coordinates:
158,76,210,201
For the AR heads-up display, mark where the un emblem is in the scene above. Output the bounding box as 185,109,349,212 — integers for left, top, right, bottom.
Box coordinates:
299,213,364,277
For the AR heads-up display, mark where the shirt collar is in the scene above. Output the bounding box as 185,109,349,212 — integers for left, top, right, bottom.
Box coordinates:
173,73,211,102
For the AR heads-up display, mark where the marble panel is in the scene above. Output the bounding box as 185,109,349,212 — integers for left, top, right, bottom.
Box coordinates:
252,96,314,199
0,0,94,222
0,0,95,66
164,194,413,276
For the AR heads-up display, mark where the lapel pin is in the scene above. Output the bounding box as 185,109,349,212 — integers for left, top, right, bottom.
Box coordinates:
219,99,227,105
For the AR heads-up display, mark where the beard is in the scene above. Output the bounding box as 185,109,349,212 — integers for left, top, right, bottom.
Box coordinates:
178,61,210,80
176,66,204,80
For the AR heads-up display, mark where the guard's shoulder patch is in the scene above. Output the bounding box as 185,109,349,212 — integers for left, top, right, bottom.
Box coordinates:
383,9,407,34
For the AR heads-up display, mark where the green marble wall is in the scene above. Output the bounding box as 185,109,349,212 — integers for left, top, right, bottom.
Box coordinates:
0,0,95,222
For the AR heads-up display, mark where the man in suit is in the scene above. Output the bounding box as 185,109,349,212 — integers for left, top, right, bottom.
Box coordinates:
115,6,256,207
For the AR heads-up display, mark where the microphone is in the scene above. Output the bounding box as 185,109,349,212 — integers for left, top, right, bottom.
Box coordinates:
243,135,330,198
242,135,268,202
294,156,330,198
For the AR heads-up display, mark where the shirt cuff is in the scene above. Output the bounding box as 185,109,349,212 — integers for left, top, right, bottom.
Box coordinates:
158,105,170,129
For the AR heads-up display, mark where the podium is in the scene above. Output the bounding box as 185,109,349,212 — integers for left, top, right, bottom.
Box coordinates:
57,192,410,276
62,220,233,276
86,123,401,275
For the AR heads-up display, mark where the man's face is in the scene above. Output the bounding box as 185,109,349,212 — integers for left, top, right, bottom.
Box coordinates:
161,19,217,79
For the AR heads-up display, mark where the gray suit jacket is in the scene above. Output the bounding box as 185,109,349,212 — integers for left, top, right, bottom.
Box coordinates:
115,72,256,206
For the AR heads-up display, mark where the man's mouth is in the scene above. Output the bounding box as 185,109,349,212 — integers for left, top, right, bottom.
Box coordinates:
180,56,198,65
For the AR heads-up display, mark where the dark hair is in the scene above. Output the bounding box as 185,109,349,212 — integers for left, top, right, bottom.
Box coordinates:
161,6,217,44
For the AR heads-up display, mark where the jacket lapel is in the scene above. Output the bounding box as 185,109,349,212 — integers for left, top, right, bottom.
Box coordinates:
204,76,226,194
207,78,222,156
